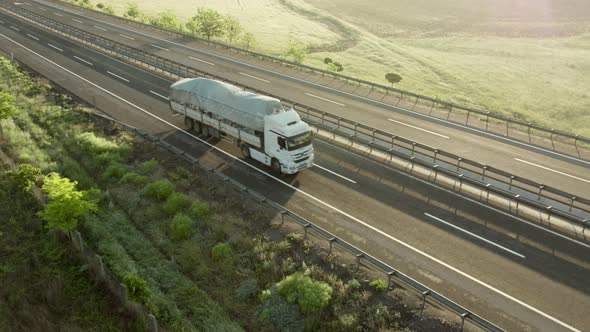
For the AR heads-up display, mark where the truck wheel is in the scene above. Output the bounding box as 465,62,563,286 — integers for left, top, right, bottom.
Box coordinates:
184,116,194,130
271,159,282,174
241,144,251,158
202,125,210,137
193,121,202,134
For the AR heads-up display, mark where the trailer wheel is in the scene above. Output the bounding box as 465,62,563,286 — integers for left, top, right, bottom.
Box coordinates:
202,125,210,137
183,116,194,130
271,159,282,174
193,121,202,134
240,144,251,158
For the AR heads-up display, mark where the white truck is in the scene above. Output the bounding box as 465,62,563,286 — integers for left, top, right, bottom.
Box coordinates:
169,78,314,174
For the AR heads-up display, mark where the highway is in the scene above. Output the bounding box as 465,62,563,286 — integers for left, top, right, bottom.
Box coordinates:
1,4,590,331
18,0,590,203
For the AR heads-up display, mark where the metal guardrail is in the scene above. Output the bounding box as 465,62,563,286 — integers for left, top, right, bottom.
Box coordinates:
5,2,588,229
50,0,590,157
91,111,505,332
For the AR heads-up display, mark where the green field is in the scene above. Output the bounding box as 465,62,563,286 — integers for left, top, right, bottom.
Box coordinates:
102,0,590,135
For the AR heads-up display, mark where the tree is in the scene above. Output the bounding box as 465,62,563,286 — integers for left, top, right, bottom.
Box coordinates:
385,72,403,86
241,32,256,51
224,14,242,44
4,163,41,192
39,173,98,232
124,2,141,19
0,91,17,137
186,8,225,40
123,273,152,304
286,41,307,64
150,10,181,31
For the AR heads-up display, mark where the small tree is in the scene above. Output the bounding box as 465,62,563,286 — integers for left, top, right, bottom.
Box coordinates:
286,41,307,64
123,273,152,305
186,8,225,40
224,15,242,44
241,32,256,51
39,173,98,232
4,163,41,192
0,91,17,137
385,72,403,86
124,2,141,19
150,10,181,31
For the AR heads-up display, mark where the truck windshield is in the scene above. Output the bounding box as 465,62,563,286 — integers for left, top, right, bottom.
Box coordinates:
287,131,312,151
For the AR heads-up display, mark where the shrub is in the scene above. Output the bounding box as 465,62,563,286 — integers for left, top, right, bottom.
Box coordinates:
170,213,194,241
211,242,232,261
169,166,192,183
143,179,175,201
346,278,361,290
76,132,130,158
96,151,123,166
101,163,127,181
258,289,304,331
120,172,147,186
369,279,388,292
258,289,271,303
123,273,152,305
162,192,190,215
4,163,41,192
235,278,258,301
190,201,209,220
276,272,332,314
140,159,158,174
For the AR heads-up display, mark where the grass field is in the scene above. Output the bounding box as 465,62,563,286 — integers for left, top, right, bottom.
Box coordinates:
103,0,590,135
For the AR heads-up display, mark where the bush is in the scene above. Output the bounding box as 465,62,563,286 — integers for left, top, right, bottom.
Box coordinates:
276,272,332,314
258,289,304,331
369,279,388,292
162,192,190,215
235,278,258,301
4,163,41,192
140,159,158,174
96,151,123,166
190,201,209,220
102,163,127,181
211,242,233,261
123,273,152,305
143,179,175,201
170,213,194,241
120,172,147,186
76,132,130,158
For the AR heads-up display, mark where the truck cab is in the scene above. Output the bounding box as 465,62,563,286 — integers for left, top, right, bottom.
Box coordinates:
263,109,314,174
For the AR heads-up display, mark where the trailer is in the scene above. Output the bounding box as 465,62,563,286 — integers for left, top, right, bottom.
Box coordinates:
169,78,314,174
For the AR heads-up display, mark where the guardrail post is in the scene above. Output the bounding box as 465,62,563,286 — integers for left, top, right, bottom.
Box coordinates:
328,237,337,254
387,270,396,289
485,184,491,201
411,142,417,156
410,156,416,172
527,123,532,143
514,194,521,214
432,165,439,182
430,100,435,115
457,174,464,190
570,196,577,211
355,253,363,271
303,223,311,240
506,119,510,136
433,149,439,162
412,96,419,110
280,210,288,227
456,157,463,171
420,290,431,315
321,112,326,124
538,185,545,200
460,312,470,332
546,206,553,221
485,112,490,131
446,106,453,120
583,219,588,233
509,175,515,190
550,129,555,150
482,165,488,180
465,111,470,125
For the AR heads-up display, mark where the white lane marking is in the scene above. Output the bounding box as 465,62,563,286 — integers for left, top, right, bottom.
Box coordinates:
10,26,19,31
188,56,215,66
314,164,356,184
73,55,93,66
425,213,525,258
53,12,63,16
305,92,346,107
514,158,590,184
149,90,169,100
119,34,135,40
315,138,590,249
106,71,130,82
239,72,270,83
3,30,583,332
47,43,62,52
72,18,84,24
149,44,168,51
26,33,39,41
388,118,450,139
94,25,107,31
37,6,46,10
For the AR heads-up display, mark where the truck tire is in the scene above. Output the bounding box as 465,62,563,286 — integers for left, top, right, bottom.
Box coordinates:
271,159,282,174
193,121,202,134
240,144,251,158
202,125,210,137
184,116,194,130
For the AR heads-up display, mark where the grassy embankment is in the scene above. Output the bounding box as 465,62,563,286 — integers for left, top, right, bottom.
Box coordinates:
69,0,590,136
0,55,463,330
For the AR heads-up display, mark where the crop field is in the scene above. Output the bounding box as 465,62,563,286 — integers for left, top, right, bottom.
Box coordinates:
105,0,590,135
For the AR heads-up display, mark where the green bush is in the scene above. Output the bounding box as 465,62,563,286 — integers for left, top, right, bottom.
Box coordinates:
235,278,258,301
258,289,304,331
369,279,388,292
140,159,158,174
3,163,41,192
143,179,175,201
170,213,194,241
211,242,233,261
102,163,127,181
96,151,124,166
276,272,332,314
123,273,152,305
120,172,147,186
162,192,190,215
76,132,130,157
190,201,209,220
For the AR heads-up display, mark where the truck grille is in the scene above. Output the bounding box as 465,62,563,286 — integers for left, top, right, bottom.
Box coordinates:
294,156,309,164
